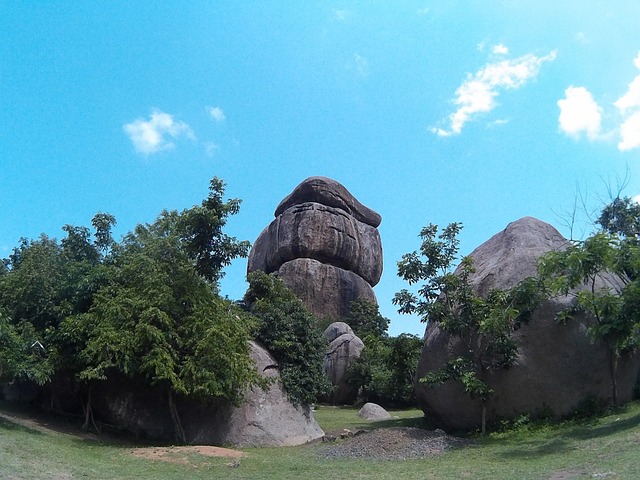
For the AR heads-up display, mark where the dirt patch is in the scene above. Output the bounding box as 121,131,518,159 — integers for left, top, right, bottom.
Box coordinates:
130,446,245,465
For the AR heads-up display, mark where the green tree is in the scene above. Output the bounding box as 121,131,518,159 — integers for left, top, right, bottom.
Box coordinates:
70,190,256,440
344,298,390,340
176,177,251,287
393,223,543,433
597,196,640,240
244,271,331,405
0,177,258,441
538,232,640,406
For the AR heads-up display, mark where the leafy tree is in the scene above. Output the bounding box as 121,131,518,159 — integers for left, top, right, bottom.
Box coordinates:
343,299,421,407
393,223,543,433
176,177,251,287
0,312,53,385
597,196,640,240
0,177,258,441
348,332,423,407
244,271,331,405
68,186,256,439
538,232,640,406
344,298,390,340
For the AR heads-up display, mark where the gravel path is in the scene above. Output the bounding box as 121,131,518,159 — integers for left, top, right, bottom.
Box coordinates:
318,427,471,461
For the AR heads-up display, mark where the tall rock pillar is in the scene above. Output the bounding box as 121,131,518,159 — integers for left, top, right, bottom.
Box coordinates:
247,176,383,320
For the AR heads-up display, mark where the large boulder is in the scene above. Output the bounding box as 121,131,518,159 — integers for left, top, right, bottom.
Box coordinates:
275,176,382,228
323,322,364,405
248,202,382,285
248,177,383,321
93,342,324,446
277,258,377,320
416,217,640,430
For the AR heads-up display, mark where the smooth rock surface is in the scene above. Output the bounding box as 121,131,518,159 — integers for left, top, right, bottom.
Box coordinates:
415,217,640,430
324,322,354,343
358,402,392,421
276,258,377,320
248,202,383,285
324,329,364,405
275,176,382,228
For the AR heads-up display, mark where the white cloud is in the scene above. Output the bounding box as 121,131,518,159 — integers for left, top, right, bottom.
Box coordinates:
614,50,640,151
557,86,603,140
204,141,219,157
124,110,194,155
353,53,369,77
575,32,589,44
614,76,640,115
417,7,430,15
334,9,349,21
618,111,640,151
557,50,640,152
207,106,226,122
492,44,509,55
433,49,557,136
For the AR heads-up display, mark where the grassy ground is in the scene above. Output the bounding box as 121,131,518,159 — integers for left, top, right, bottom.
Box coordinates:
1,401,639,479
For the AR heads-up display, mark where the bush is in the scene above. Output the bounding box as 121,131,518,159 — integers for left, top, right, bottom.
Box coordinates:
245,271,331,405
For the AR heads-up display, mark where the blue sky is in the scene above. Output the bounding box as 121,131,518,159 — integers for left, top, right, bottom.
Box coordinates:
2,1,640,336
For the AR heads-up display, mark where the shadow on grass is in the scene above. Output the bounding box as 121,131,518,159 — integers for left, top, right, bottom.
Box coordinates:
493,407,640,460
0,415,44,435
564,411,640,441
369,415,433,430
494,435,574,459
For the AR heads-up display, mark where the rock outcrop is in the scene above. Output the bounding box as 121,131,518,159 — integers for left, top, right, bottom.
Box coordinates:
93,342,324,446
248,176,383,320
415,217,640,430
323,322,364,405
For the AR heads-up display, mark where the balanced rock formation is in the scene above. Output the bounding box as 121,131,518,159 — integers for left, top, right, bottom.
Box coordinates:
415,217,640,430
248,176,383,320
93,342,324,446
323,322,364,405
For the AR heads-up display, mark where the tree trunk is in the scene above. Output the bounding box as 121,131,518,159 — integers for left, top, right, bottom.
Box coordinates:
481,400,487,435
609,350,619,406
168,389,186,444
81,386,100,433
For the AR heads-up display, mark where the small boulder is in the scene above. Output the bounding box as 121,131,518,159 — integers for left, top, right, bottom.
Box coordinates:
324,321,354,343
323,323,364,405
358,402,392,421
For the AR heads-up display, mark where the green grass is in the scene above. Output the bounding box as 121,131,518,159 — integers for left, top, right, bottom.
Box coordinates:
1,402,640,479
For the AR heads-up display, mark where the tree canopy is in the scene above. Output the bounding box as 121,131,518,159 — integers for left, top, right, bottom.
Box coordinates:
0,177,257,441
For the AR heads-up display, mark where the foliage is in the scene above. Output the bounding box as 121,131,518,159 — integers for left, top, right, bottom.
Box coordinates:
538,230,640,405
245,271,331,405
348,333,423,407
343,298,390,340
0,177,257,441
176,177,251,287
393,223,544,432
597,196,640,239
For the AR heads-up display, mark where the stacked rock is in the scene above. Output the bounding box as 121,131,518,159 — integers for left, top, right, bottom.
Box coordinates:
247,176,383,320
